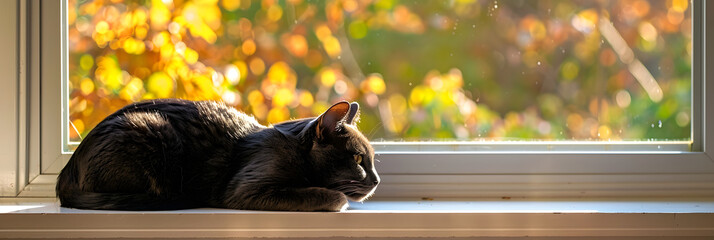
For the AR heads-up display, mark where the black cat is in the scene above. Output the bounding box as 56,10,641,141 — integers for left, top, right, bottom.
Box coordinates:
56,99,379,211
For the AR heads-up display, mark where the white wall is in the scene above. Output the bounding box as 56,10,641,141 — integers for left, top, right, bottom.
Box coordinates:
0,0,19,196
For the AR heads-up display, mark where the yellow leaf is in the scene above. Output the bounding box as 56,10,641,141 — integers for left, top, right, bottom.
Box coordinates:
150,0,171,30
95,21,109,34
315,24,332,41
79,54,94,71
285,34,308,57
299,91,314,107
267,5,283,22
184,48,199,64
248,90,264,107
249,58,265,75
361,74,386,94
669,0,688,13
147,72,174,98
80,78,95,96
242,39,256,56
320,69,337,87
267,61,293,85
322,36,342,58
272,88,294,107
598,125,612,139
267,107,290,124
222,0,241,11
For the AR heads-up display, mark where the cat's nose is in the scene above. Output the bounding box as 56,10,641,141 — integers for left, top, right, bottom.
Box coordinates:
372,180,379,185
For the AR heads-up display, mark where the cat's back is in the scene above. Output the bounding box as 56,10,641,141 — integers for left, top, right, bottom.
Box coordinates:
90,99,266,167
99,99,263,141
72,99,265,166
191,100,265,139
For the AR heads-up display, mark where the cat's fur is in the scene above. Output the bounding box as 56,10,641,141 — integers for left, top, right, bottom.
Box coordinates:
56,99,379,211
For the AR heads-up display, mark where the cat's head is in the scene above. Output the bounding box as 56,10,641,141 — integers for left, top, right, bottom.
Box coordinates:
275,101,380,202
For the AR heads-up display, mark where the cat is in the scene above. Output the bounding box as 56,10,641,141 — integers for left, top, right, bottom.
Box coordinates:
56,99,379,211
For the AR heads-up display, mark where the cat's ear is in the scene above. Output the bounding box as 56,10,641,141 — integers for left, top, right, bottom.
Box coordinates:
315,101,350,140
345,102,360,125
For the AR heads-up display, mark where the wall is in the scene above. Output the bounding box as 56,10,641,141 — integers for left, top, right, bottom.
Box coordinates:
0,0,19,196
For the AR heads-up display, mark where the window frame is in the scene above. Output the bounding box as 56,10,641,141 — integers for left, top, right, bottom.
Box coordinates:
7,0,714,198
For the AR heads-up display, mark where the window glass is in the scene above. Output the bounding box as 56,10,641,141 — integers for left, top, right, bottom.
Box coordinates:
67,0,692,150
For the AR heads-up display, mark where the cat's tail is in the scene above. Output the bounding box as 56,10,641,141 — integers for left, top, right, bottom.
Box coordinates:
56,156,197,211
57,190,198,211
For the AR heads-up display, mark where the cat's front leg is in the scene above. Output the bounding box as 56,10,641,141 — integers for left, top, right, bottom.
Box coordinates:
225,185,348,211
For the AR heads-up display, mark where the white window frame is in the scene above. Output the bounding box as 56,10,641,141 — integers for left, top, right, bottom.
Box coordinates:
3,0,713,198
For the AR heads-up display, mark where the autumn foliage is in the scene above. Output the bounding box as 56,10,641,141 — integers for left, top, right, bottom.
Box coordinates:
68,0,692,145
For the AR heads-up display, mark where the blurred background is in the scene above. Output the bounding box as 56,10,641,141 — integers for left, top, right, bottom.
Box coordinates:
67,0,692,147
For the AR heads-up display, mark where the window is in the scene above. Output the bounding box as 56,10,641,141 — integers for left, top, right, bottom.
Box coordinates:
7,0,714,198
66,0,691,146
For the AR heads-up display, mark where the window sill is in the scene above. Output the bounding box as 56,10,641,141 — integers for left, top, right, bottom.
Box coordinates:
2,198,714,239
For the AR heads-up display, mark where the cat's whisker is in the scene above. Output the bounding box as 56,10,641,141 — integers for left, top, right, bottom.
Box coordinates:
367,121,383,139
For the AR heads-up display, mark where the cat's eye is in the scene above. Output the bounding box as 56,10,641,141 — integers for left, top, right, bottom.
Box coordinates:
354,155,363,165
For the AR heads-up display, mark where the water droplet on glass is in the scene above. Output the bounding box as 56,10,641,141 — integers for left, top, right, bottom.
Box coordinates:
651,123,655,128
658,120,662,128
408,82,412,86
367,61,371,65
657,145,662,149
537,61,541,65
472,24,476,28
450,53,453,56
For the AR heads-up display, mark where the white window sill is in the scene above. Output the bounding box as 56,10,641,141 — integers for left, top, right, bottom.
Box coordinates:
2,198,714,239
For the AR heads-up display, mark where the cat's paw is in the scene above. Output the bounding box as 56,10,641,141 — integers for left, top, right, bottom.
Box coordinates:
315,189,349,212
332,194,349,212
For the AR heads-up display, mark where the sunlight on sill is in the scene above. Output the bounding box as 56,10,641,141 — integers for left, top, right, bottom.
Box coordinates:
0,205,45,213
2,198,714,214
